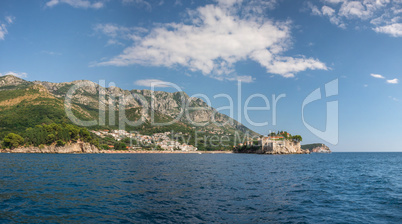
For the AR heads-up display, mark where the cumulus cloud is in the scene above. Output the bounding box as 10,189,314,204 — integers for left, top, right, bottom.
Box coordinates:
339,1,372,19
134,79,172,87
370,73,385,79
308,0,402,37
386,78,399,84
311,4,345,27
95,3,327,81
0,16,14,40
46,0,104,9
374,23,402,37
1,71,28,78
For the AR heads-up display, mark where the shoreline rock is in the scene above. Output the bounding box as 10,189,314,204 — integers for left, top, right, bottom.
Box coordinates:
301,143,331,153
0,142,99,154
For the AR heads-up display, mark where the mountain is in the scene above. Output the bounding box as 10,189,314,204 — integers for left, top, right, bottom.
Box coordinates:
0,75,259,148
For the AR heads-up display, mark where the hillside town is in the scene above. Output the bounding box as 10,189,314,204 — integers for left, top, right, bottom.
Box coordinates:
90,130,198,152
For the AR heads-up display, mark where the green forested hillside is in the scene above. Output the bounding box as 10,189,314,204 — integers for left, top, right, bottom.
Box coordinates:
0,75,259,150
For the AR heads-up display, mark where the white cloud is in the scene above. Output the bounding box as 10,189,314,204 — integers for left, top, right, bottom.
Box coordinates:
95,3,327,81
122,0,152,10
373,23,402,36
5,16,14,24
41,50,62,56
339,1,372,19
94,23,147,38
0,24,7,40
95,24,121,37
308,0,402,36
389,96,399,101
308,3,346,28
1,71,28,78
106,39,124,46
324,0,346,4
94,23,147,46
386,78,399,84
370,73,399,84
216,0,243,7
0,16,14,40
134,79,172,87
322,5,336,16
370,73,385,78
46,0,104,9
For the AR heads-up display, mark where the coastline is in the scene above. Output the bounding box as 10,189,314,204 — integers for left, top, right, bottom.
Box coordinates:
100,150,233,154
0,149,233,154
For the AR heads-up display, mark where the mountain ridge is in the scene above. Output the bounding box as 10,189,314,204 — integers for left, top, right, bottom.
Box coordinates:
0,75,259,141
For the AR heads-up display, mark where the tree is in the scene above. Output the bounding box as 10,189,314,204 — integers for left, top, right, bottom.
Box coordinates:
3,133,24,149
122,137,131,144
79,128,91,142
114,142,127,150
56,140,66,147
100,144,109,150
66,124,80,141
292,135,302,142
47,134,56,145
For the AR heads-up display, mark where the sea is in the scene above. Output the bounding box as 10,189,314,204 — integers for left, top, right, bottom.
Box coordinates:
0,152,400,223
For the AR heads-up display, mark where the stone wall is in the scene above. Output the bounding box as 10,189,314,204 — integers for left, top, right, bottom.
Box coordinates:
261,139,309,154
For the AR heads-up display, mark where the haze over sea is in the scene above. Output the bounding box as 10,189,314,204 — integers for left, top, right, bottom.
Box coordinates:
0,153,401,223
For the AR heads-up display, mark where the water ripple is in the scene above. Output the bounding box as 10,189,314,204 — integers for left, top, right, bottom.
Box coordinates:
0,153,401,223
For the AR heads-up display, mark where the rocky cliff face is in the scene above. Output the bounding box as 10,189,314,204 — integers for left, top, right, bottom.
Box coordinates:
301,143,331,153
311,144,331,153
1,143,99,154
235,139,309,155
0,75,31,89
262,140,310,154
28,77,257,135
0,75,258,141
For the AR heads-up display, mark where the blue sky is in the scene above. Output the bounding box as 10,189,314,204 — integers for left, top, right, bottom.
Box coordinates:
1,0,402,151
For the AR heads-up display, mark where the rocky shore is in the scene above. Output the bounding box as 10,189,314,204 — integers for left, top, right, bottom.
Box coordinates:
100,150,232,154
0,145,232,154
301,143,331,153
311,144,331,153
0,143,99,154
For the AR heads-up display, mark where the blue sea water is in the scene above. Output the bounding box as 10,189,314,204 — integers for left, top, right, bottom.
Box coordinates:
0,153,400,223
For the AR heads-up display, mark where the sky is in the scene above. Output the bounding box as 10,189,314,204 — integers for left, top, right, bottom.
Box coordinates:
1,0,402,151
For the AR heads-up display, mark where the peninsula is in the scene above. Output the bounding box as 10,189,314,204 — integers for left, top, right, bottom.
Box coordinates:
234,132,310,154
